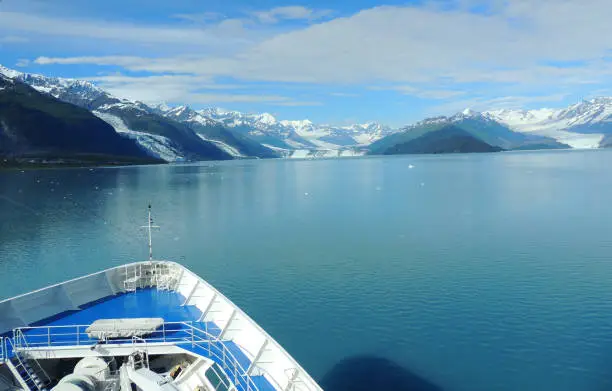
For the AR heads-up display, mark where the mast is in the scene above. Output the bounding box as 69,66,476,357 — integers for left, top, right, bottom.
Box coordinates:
142,204,160,261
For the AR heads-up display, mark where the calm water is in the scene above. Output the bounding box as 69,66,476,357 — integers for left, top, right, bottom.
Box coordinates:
2,150,612,391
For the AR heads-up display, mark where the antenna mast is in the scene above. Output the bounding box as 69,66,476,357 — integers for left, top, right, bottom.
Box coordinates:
142,204,160,261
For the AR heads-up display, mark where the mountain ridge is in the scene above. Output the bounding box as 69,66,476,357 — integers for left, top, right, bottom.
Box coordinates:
378,125,504,155
0,66,235,162
0,73,162,166
369,110,569,155
484,98,612,148
5,64,612,160
156,104,395,153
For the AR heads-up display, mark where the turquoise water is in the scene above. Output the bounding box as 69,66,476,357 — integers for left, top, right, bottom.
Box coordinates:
2,150,612,391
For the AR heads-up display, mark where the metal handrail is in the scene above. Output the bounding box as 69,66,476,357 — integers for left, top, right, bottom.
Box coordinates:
0,337,4,363
13,322,195,348
14,329,52,386
5,337,47,391
13,322,267,391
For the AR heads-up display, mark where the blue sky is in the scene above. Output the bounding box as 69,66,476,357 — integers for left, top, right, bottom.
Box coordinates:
1,0,612,126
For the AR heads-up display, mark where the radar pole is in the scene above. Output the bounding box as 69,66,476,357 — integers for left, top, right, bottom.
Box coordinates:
142,204,160,262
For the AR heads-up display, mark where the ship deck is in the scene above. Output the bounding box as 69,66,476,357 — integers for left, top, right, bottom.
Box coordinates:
8,288,275,391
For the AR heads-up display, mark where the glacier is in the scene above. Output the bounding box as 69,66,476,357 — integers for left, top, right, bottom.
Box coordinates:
485,99,612,149
197,135,245,158
93,112,184,162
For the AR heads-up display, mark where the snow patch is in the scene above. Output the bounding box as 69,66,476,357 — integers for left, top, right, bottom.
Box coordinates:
339,149,366,157
284,139,311,149
0,65,21,79
31,85,54,94
308,138,342,150
290,149,311,159
289,148,366,159
256,112,278,125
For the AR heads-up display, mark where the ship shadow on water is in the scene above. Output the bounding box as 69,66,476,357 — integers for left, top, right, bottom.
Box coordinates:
320,356,445,391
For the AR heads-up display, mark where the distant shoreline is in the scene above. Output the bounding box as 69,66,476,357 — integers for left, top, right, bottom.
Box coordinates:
0,155,165,171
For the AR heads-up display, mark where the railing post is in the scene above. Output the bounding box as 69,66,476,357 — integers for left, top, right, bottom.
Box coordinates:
77,326,80,345
182,280,199,306
218,309,237,340
162,323,166,343
247,339,268,376
47,327,50,346
234,365,238,388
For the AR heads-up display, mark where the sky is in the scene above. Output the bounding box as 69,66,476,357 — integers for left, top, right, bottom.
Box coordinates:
1,0,612,127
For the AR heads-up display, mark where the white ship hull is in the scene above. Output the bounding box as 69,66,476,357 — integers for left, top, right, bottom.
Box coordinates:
0,261,322,391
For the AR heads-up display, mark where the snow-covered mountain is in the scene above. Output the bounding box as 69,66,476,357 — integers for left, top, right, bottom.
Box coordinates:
165,106,396,155
0,73,157,164
0,65,235,162
485,98,612,148
402,102,612,149
372,108,569,153
156,105,279,158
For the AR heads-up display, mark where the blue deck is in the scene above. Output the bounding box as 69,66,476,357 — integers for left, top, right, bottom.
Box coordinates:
34,289,204,328
10,288,275,391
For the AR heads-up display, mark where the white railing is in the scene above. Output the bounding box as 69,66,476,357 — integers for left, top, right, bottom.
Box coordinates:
0,337,4,363
13,329,52,387
12,321,196,349
12,322,269,391
5,337,51,391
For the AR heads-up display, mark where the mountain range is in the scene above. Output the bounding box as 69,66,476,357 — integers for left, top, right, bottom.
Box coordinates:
3,63,612,166
154,105,395,157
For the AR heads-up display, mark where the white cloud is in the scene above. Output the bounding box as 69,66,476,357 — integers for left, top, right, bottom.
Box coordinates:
182,94,294,104
426,93,571,116
15,59,30,67
274,101,323,106
19,0,612,119
253,6,332,24
330,92,360,97
31,0,612,88
35,56,154,66
0,11,255,49
87,73,311,106
372,85,465,99
172,12,225,23
0,35,28,43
